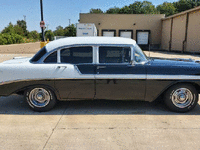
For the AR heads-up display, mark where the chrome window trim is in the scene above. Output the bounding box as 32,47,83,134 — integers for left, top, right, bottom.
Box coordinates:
98,45,133,64
57,49,61,63
59,45,94,64
40,49,58,64
132,44,148,65
93,46,98,64
38,44,134,64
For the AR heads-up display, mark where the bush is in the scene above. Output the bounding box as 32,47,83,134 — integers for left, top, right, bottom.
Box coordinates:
0,33,24,45
0,34,7,45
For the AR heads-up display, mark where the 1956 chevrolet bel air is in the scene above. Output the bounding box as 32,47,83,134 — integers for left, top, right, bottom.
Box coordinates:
0,37,200,112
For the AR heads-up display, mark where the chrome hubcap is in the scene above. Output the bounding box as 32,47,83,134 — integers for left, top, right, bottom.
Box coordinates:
29,88,50,107
171,88,193,108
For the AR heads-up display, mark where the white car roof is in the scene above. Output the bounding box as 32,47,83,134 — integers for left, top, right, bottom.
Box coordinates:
45,37,136,52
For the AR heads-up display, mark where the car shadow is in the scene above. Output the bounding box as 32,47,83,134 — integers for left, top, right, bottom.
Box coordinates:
0,95,200,115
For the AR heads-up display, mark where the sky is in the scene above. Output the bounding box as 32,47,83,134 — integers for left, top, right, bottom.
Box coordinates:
0,0,178,32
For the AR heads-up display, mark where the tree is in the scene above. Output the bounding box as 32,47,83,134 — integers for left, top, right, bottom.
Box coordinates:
106,7,121,14
140,1,159,14
64,24,76,37
54,26,65,36
157,2,177,17
13,25,24,36
1,22,15,34
118,1,158,14
28,30,39,40
128,1,143,14
173,0,200,13
90,8,103,14
17,20,27,36
45,30,54,41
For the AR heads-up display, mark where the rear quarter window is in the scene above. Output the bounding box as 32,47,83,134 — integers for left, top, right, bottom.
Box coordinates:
30,46,47,62
44,51,57,63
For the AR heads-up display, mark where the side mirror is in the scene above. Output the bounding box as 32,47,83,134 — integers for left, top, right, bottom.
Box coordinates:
131,60,135,66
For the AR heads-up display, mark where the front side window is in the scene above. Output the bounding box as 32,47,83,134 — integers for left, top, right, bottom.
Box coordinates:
60,47,93,64
99,46,131,63
44,51,57,63
134,44,147,63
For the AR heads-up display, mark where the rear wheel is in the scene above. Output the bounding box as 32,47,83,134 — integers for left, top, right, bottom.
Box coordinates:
164,84,198,113
25,86,57,112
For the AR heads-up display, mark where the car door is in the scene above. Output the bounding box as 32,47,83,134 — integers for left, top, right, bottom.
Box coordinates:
95,46,146,100
53,46,95,99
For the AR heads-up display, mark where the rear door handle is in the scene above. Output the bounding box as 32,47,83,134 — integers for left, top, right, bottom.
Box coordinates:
97,66,106,69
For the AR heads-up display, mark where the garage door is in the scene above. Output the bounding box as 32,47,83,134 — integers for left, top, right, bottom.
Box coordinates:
103,31,115,37
120,32,132,38
136,30,150,45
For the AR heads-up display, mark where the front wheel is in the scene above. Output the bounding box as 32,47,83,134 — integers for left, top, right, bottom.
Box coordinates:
25,86,57,112
164,84,198,113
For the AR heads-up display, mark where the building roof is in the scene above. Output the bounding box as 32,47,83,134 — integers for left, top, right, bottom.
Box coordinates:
46,37,136,52
162,6,200,20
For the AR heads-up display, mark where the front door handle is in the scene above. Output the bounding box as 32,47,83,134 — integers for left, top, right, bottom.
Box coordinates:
97,66,106,69
58,66,67,69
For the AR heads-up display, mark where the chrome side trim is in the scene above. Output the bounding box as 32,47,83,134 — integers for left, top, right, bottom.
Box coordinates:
147,75,200,80
0,74,200,86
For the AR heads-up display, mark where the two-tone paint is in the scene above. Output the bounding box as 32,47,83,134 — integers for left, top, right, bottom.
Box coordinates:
0,37,200,103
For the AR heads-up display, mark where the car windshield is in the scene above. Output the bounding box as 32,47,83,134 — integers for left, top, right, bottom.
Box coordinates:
134,44,147,63
30,46,47,63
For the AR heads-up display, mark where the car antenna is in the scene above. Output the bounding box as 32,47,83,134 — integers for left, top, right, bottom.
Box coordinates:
148,33,151,59
149,43,150,59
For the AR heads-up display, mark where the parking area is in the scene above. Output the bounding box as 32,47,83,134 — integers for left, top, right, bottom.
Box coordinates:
1,50,200,150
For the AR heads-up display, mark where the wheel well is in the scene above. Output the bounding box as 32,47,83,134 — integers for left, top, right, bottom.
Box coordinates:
15,84,61,100
155,82,200,101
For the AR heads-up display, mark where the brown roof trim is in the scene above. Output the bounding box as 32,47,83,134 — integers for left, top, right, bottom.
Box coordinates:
162,6,200,20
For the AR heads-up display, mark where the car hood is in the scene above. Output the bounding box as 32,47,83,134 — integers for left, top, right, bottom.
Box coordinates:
1,57,32,64
150,57,200,66
147,57,200,76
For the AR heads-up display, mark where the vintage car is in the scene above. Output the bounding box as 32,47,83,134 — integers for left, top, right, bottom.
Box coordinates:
0,37,200,112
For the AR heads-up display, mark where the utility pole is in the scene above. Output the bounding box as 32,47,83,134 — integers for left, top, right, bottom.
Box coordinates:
40,0,45,42
23,15,26,22
47,24,49,30
69,19,71,26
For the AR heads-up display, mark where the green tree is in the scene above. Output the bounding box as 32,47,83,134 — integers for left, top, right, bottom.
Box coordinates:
13,25,24,36
140,1,159,14
173,0,200,13
118,1,158,14
157,2,177,16
119,6,131,14
89,8,103,14
106,7,121,14
54,26,65,36
17,20,27,36
28,30,39,40
45,30,54,41
1,22,15,34
128,1,143,14
64,24,76,37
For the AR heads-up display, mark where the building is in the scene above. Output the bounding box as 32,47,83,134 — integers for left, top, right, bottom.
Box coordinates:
161,6,200,53
79,6,200,53
79,14,165,49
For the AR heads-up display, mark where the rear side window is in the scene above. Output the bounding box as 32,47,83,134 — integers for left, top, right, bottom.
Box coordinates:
60,47,93,64
99,46,131,63
44,51,57,63
30,46,47,62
